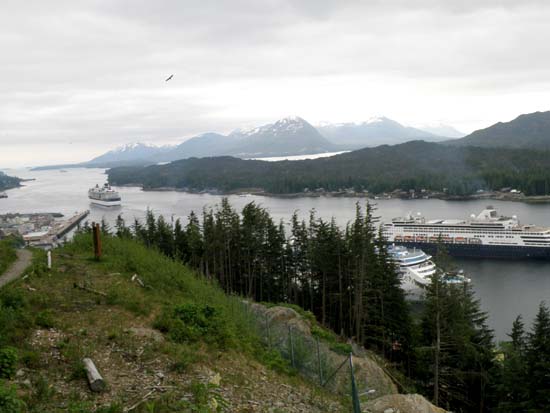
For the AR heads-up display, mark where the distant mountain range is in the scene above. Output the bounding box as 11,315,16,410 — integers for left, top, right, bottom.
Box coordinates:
317,117,449,148
36,110,550,170
33,116,464,170
447,111,550,149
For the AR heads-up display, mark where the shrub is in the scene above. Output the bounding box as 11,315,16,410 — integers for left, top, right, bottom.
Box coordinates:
155,303,234,348
329,342,353,356
35,310,55,329
0,381,24,413
0,347,17,379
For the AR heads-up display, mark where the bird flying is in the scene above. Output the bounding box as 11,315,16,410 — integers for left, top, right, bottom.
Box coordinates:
165,74,174,82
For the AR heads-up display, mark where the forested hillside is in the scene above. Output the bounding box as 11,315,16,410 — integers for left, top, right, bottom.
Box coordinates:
108,141,550,196
449,111,550,149
0,172,21,191
92,199,550,412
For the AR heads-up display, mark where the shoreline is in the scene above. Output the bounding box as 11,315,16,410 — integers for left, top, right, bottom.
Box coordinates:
126,185,550,204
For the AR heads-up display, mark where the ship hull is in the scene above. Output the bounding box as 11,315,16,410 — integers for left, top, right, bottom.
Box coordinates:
391,241,550,259
89,198,121,207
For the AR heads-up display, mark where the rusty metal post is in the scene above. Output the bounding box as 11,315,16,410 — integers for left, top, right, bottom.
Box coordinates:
92,222,102,260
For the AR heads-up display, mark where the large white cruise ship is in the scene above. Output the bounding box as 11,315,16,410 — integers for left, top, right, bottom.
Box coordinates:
388,245,436,288
382,206,550,259
88,184,121,207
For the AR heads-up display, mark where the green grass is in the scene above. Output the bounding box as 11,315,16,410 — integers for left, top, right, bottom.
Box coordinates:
0,233,344,412
0,238,17,275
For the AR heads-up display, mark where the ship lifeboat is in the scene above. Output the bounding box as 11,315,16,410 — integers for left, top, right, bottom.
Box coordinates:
416,235,427,242
394,236,403,242
403,236,415,242
454,237,467,244
441,236,453,243
428,236,440,243
468,238,482,245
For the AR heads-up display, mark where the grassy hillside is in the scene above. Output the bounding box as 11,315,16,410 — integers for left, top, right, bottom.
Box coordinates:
0,235,345,412
0,238,17,275
108,141,550,196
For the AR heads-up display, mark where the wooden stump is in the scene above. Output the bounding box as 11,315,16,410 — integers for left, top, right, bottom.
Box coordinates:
82,358,106,392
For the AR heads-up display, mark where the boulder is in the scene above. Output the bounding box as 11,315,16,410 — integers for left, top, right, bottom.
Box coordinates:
364,394,447,413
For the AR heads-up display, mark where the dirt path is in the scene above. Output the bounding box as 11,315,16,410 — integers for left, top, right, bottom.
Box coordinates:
0,249,32,288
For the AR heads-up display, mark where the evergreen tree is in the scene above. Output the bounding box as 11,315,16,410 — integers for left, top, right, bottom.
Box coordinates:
173,218,189,262
526,302,550,410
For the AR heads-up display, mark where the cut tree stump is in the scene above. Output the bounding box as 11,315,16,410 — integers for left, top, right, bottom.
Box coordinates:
83,358,106,392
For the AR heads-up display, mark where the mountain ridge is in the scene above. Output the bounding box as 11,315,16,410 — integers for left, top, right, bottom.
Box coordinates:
447,111,550,149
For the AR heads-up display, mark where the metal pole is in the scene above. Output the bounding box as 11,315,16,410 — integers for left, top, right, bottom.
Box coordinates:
47,250,52,270
265,314,271,350
289,326,295,368
349,353,362,413
316,337,323,385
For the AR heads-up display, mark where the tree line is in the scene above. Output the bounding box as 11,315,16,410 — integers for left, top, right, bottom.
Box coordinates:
107,141,550,196
84,199,550,412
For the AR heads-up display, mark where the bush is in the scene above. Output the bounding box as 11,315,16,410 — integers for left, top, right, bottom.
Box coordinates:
0,380,24,413
155,303,234,348
0,348,17,379
35,310,55,329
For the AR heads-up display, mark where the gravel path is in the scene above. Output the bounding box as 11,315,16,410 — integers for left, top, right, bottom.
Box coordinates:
0,249,32,288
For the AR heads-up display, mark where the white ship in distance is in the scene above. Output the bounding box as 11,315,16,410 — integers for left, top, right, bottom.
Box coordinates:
88,183,121,207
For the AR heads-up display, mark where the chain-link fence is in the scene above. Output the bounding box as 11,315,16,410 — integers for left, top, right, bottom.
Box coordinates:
243,302,364,412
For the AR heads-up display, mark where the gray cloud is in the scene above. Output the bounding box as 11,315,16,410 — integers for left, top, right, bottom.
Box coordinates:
1,0,550,166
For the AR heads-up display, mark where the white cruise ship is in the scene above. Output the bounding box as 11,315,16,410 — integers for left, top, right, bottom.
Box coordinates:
88,184,121,207
382,206,550,259
388,245,436,288
388,245,470,297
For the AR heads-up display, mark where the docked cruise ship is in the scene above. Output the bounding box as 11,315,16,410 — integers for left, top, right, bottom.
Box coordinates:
387,245,469,296
388,245,435,290
382,206,550,259
88,184,121,207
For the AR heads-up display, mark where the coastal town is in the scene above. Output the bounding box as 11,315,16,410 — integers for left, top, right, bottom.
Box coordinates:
0,211,89,248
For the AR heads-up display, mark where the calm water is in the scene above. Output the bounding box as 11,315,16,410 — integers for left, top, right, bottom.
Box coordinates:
2,167,550,341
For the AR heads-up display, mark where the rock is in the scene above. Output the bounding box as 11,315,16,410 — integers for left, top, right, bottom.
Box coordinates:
351,355,398,397
128,327,165,343
16,369,26,378
365,394,447,413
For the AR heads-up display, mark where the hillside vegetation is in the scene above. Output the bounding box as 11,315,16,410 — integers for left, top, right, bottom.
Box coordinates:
108,141,550,196
449,111,550,149
0,238,17,275
0,172,21,191
0,235,347,412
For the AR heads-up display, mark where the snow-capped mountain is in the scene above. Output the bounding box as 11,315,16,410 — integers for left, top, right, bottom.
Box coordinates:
227,117,335,157
317,117,443,148
87,142,173,165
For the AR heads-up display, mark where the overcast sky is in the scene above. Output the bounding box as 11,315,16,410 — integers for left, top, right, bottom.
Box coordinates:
2,0,550,167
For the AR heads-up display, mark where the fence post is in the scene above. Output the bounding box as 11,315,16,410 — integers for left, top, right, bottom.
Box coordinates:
92,222,102,260
349,353,362,413
288,326,295,368
265,313,271,350
47,250,52,270
316,337,323,386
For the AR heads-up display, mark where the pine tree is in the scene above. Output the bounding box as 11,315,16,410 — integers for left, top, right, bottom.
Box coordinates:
526,302,550,410
173,218,189,262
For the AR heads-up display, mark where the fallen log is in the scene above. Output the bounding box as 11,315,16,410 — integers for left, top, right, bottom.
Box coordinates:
82,358,106,392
